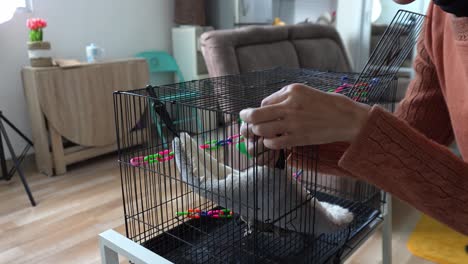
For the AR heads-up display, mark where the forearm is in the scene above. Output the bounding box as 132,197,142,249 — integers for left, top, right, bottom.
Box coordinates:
288,101,370,176
290,142,352,177
339,106,468,235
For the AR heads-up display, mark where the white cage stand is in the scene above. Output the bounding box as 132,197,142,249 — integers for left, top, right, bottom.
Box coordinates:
99,229,172,264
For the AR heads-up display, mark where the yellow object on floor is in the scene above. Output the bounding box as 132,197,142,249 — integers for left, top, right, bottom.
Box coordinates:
407,215,468,264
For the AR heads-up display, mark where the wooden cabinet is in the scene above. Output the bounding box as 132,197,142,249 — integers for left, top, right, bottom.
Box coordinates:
22,59,149,175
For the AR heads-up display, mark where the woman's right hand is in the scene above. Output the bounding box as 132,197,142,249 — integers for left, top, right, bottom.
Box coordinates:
240,122,282,167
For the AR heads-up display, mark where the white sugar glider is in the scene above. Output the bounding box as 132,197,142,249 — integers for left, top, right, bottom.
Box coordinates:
173,132,353,236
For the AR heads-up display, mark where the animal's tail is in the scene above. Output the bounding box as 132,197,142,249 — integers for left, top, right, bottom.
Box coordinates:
311,199,354,234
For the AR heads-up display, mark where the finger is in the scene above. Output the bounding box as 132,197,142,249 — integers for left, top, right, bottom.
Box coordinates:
240,105,284,124
263,135,298,150
248,138,276,166
254,140,268,165
261,86,290,106
257,149,280,167
251,120,288,138
240,122,255,139
247,137,266,157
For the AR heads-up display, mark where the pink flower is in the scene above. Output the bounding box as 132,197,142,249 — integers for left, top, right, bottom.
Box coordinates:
27,18,47,30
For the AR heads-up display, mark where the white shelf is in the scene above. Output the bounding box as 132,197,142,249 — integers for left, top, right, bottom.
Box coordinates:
172,26,213,82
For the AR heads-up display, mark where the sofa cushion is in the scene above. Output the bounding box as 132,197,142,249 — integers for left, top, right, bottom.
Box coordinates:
200,26,289,48
293,39,350,72
236,41,300,72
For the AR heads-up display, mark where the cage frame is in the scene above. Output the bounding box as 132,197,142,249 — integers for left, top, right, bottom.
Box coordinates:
111,9,425,264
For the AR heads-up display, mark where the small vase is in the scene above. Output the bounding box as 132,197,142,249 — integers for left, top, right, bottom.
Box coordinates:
29,29,43,42
28,41,53,67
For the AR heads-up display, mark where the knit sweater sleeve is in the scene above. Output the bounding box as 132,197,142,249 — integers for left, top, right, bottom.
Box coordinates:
392,36,454,145
338,38,468,235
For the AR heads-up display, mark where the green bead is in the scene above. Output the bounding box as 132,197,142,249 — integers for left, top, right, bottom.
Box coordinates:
236,142,252,158
144,153,162,163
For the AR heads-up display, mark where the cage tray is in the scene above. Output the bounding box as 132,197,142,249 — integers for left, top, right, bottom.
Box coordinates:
141,191,380,264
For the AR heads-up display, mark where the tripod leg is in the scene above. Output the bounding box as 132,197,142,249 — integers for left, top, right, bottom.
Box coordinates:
0,120,36,206
0,133,8,179
0,113,34,146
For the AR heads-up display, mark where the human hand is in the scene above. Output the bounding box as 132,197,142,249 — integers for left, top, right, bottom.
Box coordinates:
239,83,370,150
237,130,282,166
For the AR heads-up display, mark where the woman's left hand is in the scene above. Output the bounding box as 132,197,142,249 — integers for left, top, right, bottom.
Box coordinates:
239,83,371,149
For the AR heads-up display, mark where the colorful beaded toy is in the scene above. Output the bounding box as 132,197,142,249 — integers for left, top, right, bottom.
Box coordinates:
130,149,174,166
293,169,303,182
176,208,234,219
130,134,246,166
199,134,244,150
328,76,379,102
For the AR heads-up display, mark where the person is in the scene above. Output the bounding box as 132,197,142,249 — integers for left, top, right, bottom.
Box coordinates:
239,0,468,235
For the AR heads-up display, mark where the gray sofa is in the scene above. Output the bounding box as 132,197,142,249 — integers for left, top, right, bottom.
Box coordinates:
201,23,409,106
201,24,352,77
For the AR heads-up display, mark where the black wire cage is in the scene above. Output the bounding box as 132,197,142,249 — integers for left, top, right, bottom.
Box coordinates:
114,10,424,264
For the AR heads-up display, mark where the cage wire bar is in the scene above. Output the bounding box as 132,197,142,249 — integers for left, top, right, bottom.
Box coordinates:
113,10,424,264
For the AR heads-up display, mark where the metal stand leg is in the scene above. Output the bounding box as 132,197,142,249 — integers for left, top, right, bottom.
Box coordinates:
0,117,36,206
382,193,392,264
0,133,8,178
0,114,33,145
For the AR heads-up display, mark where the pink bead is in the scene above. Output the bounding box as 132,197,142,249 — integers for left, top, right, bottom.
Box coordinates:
334,86,345,93
229,134,241,139
157,156,174,162
130,156,147,167
159,149,170,155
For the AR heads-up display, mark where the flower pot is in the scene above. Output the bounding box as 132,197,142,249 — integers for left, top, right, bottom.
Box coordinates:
29,29,43,42
28,41,53,67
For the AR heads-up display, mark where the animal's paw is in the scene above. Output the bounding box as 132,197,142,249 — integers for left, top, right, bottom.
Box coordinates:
243,227,253,237
243,222,254,237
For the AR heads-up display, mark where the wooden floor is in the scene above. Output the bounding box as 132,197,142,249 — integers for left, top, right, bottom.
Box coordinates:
0,154,432,264
345,198,432,264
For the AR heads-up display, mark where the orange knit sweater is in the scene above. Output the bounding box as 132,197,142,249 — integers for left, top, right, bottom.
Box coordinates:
297,3,468,235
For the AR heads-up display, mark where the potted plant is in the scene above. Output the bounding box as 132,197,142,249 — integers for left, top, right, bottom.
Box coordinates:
27,18,53,67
